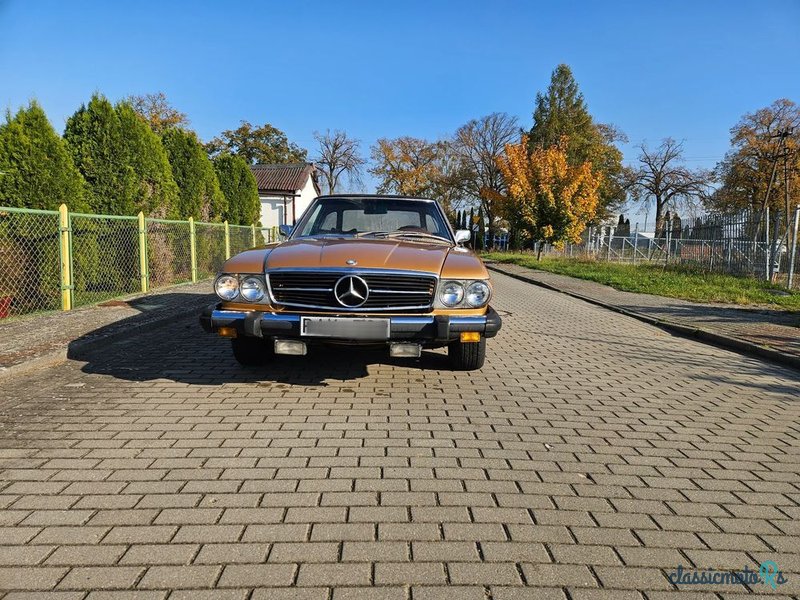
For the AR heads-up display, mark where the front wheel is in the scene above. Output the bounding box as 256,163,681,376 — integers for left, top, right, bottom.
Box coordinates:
231,337,273,366
448,337,486,370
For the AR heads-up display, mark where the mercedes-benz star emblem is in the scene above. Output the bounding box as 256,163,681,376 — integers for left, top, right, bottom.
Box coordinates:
334,275,369,308
346,259,357,265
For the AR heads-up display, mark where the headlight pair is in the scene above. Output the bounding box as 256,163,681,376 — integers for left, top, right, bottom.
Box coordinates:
437,279,491,308
214,274,266,302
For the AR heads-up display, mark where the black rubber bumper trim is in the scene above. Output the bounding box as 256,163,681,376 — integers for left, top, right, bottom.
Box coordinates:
244,311,264,338
199,304,215,333
200,304,503,342
484,307,502,338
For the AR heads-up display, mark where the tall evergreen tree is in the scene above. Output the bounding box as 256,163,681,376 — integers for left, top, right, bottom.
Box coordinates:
64,94,138,214
162,128,226,221
116,101,179,217
528,65,626,219
64,94,181,217
0,101,87,210
214,153,260,225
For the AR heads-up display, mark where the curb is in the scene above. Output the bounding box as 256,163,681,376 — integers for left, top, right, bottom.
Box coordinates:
0,293,213,382
488,263,800,373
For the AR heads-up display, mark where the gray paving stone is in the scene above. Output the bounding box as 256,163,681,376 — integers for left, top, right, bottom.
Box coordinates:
217,563,297,587
137,565,221,589
57,566,144,590
0,566,69,590
1,272,799,597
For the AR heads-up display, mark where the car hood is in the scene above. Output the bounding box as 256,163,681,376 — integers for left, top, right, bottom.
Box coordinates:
265,238,451,274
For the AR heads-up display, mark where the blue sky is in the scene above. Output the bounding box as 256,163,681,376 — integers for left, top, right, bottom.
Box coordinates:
1,0,799,211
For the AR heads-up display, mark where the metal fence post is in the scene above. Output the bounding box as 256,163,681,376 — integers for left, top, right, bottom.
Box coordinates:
633,225,639,266
137,212,149,293
224,220,231,260
58,204,73,311
586,226,592,257
665,217,672,264
788,205,800,289
764,206,770,281
251,223,257,247
189,217,197,283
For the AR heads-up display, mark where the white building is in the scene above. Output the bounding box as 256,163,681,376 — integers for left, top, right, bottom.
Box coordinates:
251,163,320,229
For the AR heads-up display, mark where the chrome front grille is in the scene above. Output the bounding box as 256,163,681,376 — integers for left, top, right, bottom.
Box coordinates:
267,270,437,311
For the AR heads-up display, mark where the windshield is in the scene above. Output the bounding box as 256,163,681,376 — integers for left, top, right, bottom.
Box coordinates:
292,197,453,242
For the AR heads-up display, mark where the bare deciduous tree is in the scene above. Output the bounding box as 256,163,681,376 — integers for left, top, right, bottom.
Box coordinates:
126,92,189,134
628,138,711,234
452,112,520,241
313,129,366,194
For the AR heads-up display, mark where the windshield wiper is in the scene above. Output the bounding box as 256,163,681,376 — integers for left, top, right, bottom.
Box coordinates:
386,231,450,243
297,233,355,240
355,231,390,238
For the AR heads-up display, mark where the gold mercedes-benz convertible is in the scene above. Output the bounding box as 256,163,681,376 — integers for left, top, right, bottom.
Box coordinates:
200,195,501,370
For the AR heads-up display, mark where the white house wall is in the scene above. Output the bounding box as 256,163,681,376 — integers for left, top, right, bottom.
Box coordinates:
259,196,286,229
294,179,318,223
258,178,318,231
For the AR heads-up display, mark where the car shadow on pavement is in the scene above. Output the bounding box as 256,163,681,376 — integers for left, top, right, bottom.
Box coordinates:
68,311,453,387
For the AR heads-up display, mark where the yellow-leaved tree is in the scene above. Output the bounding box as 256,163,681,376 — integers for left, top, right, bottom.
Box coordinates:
497,136,602,258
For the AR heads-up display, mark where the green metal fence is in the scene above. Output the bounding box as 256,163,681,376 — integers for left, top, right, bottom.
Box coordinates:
0,204,262,319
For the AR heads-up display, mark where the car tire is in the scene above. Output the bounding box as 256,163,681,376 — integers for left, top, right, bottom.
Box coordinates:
448,337,486,370
231,337,273,366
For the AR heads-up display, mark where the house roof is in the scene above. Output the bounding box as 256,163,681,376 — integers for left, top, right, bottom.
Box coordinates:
250,162,319,196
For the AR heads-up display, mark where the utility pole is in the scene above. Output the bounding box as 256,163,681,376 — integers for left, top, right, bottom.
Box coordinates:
781,128,796,288
765,129,793,280
783,128,794,219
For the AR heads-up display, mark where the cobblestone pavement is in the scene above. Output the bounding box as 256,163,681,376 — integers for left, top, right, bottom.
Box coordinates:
489,262,800,360
0,272,798,600
0,282,214,374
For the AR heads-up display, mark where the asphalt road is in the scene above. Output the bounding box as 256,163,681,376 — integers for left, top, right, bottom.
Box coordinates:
0,272,798,599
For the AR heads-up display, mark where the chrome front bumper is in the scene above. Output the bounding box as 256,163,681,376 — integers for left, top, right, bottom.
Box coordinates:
200,304,501,343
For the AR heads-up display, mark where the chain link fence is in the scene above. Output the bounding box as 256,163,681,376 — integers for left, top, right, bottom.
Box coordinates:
0,208,62,317
260,227,279,245
0,205,259,319
544,207,800,290
148,218,193,288
71,213,141,307
195,222,226,280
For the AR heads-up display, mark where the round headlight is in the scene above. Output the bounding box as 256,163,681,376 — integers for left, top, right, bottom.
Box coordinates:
439,281,464,307
240,276,265,302
465,281,491,307
214,275,239,301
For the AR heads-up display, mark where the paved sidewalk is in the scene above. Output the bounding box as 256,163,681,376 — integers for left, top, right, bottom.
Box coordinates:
0,281,214,379
488,262,800,368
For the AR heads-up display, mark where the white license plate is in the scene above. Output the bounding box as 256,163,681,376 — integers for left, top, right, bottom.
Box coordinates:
300,316,390,340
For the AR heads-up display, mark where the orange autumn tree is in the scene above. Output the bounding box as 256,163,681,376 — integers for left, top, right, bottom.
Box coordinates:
497,136,601,258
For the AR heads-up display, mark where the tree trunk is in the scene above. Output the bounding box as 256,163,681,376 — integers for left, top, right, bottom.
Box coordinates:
485,204,495,250
654,196,665,237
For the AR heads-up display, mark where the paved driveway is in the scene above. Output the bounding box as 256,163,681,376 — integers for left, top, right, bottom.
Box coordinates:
0,273,798,600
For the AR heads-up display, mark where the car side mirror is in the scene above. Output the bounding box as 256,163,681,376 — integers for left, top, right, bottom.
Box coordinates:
279,224,293,238
454,229,471,244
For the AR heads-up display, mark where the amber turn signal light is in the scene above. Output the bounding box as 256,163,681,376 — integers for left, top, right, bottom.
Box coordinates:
460,331,481,343
218,327,238,338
